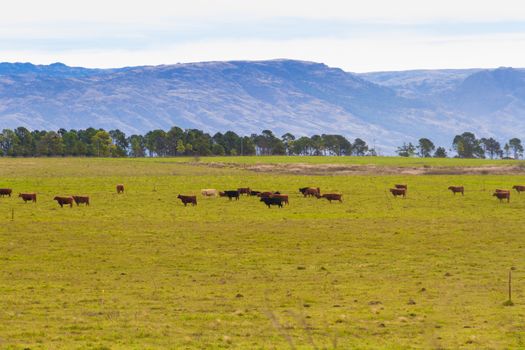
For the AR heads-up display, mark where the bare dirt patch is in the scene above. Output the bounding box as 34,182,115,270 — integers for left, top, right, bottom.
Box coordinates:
190,162,525,176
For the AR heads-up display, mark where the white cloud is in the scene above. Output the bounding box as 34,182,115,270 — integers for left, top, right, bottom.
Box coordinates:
2,1,525,70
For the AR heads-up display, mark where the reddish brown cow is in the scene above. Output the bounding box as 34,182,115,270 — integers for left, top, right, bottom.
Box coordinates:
302,187,320,197
271,194,289,205
390,188,406,198
238,188,251,196
116,184,124,194
493,190,510,203
448,186,464,195
512,185,525,193
72,196,90,206
19,193,37,203
316,193,343,203
0,188,12,197
177,194,197,206
54,196,74,208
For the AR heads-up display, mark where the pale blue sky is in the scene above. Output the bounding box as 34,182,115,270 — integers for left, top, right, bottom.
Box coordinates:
2,0,525,71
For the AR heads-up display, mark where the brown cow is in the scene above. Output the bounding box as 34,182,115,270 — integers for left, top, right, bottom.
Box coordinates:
54,196,74,208
316,193,343,203
0,188,12,197
493,190,510,203
271,194,289,205
116,184,124,194
390,188,406,198
177,194,197,206
448,186,464,195
72,195,90,206
395,184,407,190
302,187,320,197
512,185,525,193
238,188,251,196
19,193,37,203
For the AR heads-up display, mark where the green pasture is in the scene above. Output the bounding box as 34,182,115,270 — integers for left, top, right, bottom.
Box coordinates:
1,157,525,349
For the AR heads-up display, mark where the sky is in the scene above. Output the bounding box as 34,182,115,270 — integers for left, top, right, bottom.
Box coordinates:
2,0,525,72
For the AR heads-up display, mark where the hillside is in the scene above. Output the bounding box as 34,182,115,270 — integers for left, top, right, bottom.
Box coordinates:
1,60,525,152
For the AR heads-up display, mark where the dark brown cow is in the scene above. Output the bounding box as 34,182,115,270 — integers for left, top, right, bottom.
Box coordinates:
395,184,408,190
0,188,12,197
19,193,37,203
512,185,525,193
219,190,240,200
316,193,343,203
238,188,251,196
54,196,74,208
271,194,289,205
493,190,510,203
299,187,320,196
116,184,124,194
72,195,90,206
448,186,464,195
302,187,320,197
249,190,261,196
177,194,197,206
390,188,406,198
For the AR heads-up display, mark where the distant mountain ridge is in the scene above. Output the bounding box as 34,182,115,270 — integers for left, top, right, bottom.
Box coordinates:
1,59,525,153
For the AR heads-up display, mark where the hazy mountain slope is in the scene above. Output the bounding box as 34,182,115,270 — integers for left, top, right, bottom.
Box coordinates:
1,60,525,153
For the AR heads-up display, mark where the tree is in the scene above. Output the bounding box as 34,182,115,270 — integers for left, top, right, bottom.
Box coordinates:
176,139,186,155
352,138,368,156
453,132,484,158
91,130,113,157
417,138,435,157
109,129,129,157
434,147,448,158
128,135,146,157
480,137,501,159
509,138,523,159
212,143,226,156
397,142,416,157
281,133,295,155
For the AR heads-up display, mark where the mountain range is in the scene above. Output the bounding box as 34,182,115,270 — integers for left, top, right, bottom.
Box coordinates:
1,59,525,153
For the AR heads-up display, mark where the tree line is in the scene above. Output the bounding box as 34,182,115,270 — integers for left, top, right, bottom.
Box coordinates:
0,127,522,159
0,127,374,157
396,132,524,159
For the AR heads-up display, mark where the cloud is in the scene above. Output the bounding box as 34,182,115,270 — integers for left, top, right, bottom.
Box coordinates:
2,1,525,70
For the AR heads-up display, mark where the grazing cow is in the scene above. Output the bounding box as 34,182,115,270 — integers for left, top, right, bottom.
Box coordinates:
0,188,12,197
54,196,74,208
448,186,464,195
395,184,408,190
390,188,406,198
219,190,240,200
512,185,525,193
116,184,125,194
493,190,510,203
301,187,320,197
271,194,289,205
249,190,261,196
238,188,251,196
177,194,197,206
260,197,284,208
72,195,90,206
201,189,218,197
316,193,343,203
18,193,37,203
299,187,320,197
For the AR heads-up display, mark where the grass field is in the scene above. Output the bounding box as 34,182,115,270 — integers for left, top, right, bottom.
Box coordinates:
1,157,525,349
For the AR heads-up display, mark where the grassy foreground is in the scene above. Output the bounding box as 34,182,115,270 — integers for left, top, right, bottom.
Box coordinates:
1,157,525,349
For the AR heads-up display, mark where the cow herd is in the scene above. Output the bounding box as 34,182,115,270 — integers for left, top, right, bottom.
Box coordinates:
1,182,524,209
